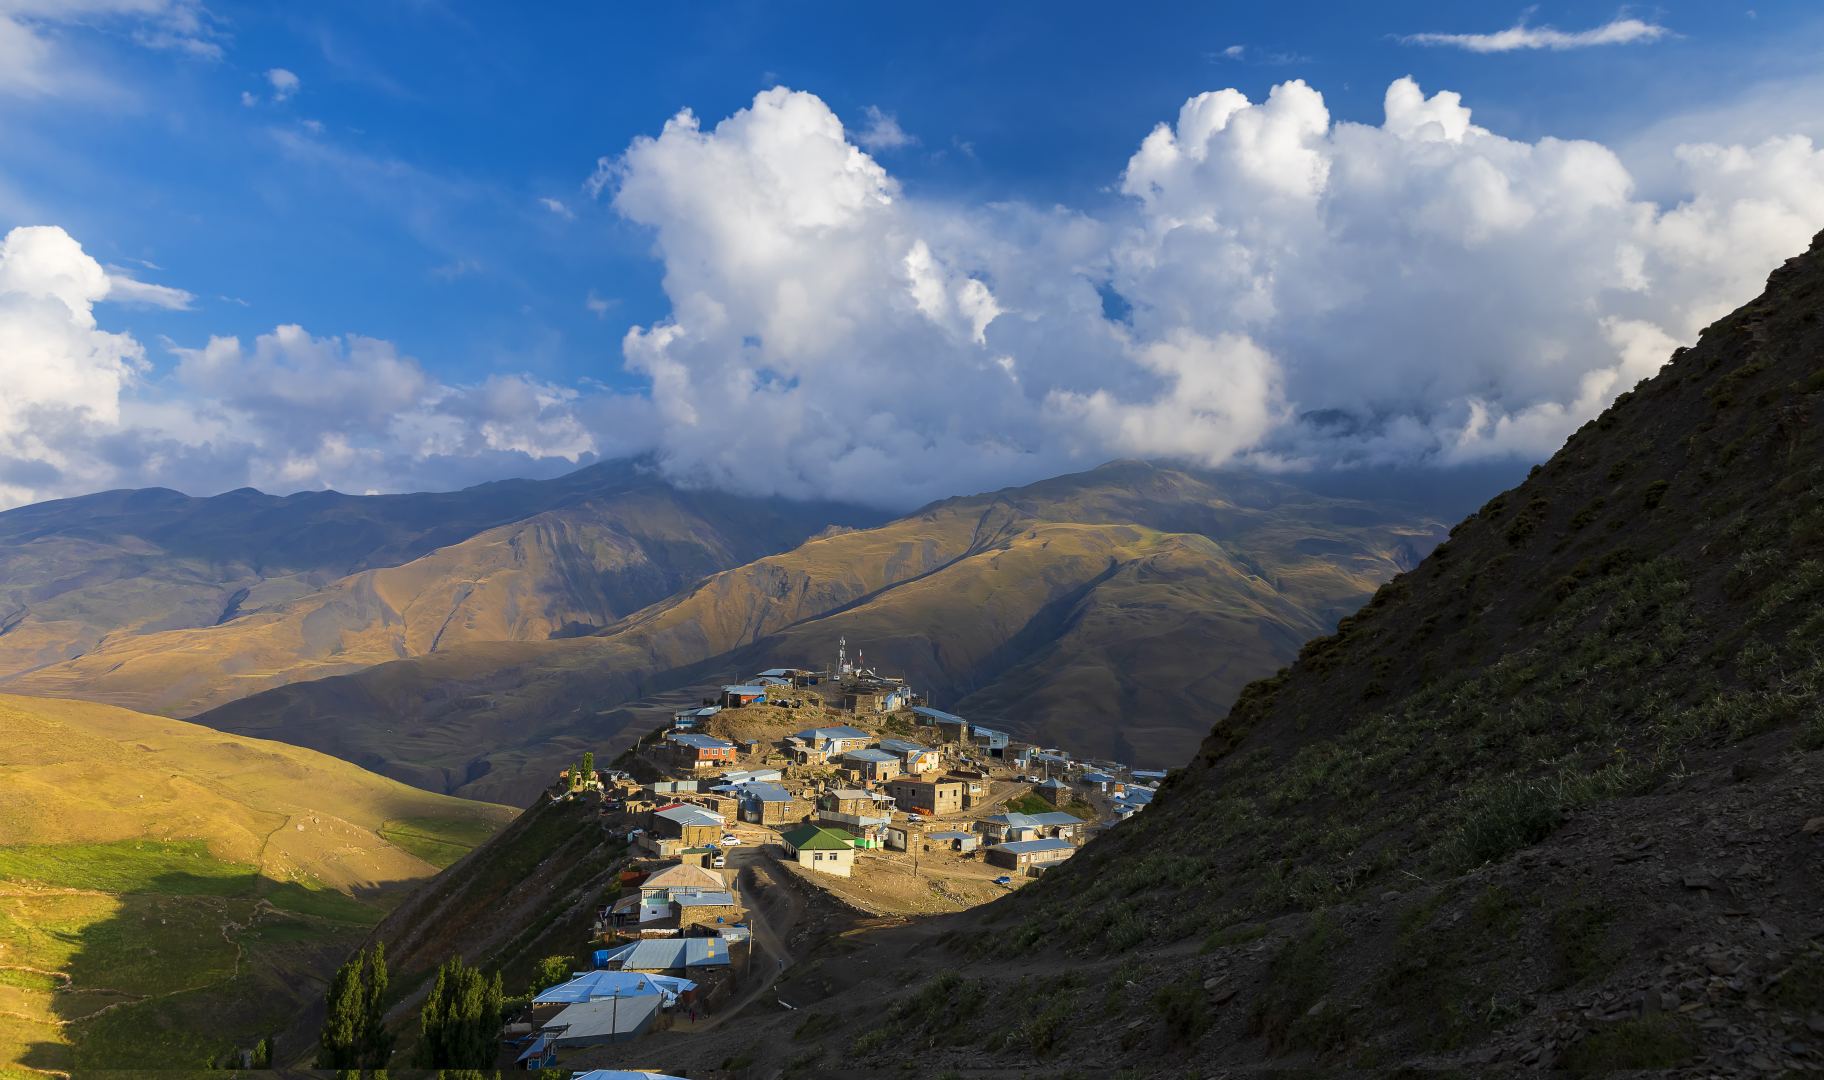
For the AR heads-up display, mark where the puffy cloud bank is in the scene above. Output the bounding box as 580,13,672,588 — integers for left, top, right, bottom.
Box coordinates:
0,227,649,507
612,79,1824,503
5,76,1824,509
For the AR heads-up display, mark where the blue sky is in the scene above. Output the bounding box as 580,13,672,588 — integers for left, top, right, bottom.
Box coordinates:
2,2,1823,507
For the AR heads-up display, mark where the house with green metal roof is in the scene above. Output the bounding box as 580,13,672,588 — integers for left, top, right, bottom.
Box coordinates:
778,824,858,878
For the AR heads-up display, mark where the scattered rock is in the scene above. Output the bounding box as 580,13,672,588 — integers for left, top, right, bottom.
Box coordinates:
1802,817,1824,835
1684,873,1717,889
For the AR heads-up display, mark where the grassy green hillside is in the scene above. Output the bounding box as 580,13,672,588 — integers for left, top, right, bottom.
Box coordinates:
650,231,1824,1077
0,461,880,711
0,693,514,1075
194,464,1447,802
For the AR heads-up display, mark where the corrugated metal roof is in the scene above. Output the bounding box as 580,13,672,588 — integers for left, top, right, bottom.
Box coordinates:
988,838,1075,855
722,684,768,695
543,995,662,1042
876,738,926,754
672,890,736,907
791,725,872,741
738,781,793,802
668,733,734,750
533,969,687,1004
842,748,898,763
619,937,733,970
1029,811,1083,827
654,805,725,828
911,706,967,726
984,812,1042,829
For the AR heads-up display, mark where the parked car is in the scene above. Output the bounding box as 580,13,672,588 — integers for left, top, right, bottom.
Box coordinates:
720,834,741,846
712,854,727,868
993,875,1013,887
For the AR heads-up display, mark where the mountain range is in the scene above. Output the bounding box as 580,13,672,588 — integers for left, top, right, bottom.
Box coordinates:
183,461,1451,803
0,461,881,715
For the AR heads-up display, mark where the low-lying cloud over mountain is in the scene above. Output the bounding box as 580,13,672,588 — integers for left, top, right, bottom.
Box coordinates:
5,76,1823,509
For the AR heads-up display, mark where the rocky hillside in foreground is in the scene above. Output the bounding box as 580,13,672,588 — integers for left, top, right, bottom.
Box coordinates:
194,463,1451,803
629,233,1824,1077
0,693,513,1074
0,461,881,716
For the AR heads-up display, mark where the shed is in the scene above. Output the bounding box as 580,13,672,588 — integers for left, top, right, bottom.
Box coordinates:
926,829,980,852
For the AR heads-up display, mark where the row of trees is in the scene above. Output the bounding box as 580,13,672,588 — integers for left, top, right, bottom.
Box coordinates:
566,749,596,791
317,946,511,1072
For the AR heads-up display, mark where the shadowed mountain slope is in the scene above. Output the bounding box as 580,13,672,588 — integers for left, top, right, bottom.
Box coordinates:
0,463,882,714
0,693,513,1073
635,231,1824,1076
195,463,1448,803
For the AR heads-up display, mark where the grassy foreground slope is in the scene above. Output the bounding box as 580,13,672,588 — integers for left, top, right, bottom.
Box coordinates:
196,464,1446,802
639,233,1824,1076
0,694,513,1076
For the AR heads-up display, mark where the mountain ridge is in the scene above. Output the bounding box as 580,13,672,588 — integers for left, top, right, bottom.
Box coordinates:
191,461,1451,802
0,465,884,713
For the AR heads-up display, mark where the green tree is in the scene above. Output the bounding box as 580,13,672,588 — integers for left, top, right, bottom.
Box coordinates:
360,942,394,1066
579,750,595,785
416,956,505,1069
529,954,572,996
317,944,394,1070
316,952,364,1069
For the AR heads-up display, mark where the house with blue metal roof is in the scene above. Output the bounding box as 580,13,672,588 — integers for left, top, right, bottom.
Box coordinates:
667,732,737,770
671,705,720,730
969,724,1010,756
533,969,695,1006
984,836,1076,872
611,936,735,973
841,747,902,781
721,684,767,707
729,780,800,825
911,705,970,742
1027,810,1086,839
541,994,663,1048
978,812,1043,843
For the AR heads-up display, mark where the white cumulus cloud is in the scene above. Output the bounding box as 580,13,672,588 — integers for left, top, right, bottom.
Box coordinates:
597,80,1824,504
266,67,300,101
7,74,1824,512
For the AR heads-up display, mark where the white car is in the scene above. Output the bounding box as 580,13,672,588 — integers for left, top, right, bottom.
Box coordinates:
711,854,727,868
720,834,741,846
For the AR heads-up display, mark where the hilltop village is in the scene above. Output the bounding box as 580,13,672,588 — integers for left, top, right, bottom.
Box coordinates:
504,640,1162,1069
